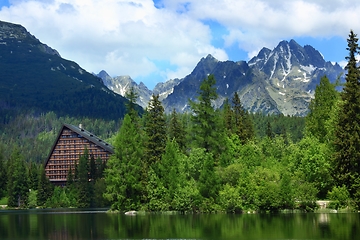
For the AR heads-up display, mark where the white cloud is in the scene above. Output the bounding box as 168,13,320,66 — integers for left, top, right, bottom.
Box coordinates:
1,0,359,88
0,0,227,88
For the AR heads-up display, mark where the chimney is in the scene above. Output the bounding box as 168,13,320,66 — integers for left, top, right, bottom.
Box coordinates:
79,123,83,129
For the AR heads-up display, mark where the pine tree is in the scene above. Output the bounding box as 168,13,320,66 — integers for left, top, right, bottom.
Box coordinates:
232,92,254,144
223,98,234,134
104,114,144,210
7,147,29,207
28,162,39,190
189,74,221,154
306,75,339,143
37,165,53,206
76,148,91,208
89,155,96,181
266,120,273,139
144,94,167,165
125,86,140,122
168,108,186,151
333,30,360,203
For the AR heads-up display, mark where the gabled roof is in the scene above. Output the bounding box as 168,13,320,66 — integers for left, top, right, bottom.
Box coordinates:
44,123,114,166
63,123,114,153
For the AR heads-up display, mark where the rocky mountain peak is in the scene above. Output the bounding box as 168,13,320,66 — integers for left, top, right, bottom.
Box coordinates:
97,39,344,116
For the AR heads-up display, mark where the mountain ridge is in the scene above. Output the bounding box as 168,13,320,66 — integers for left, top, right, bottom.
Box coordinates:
0,20,129,120
99,40,344,116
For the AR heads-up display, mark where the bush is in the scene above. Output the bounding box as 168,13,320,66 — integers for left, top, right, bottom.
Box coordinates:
327,186,350,210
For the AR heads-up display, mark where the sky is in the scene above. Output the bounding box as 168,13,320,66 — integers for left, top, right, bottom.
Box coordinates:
0,0,359,90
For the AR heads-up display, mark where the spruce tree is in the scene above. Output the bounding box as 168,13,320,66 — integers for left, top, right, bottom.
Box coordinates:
168,108,186,152
76,148,91,208
125,86,140,122
28,162,39,190
37,165,53,206
104,114,144,210
144,94,167,165
7,147,29,207
232,92,254,144
333,30,360,203
189,74,221,153
223,98,234,134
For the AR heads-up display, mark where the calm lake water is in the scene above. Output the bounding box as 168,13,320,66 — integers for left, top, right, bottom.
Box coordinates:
0,209,359,240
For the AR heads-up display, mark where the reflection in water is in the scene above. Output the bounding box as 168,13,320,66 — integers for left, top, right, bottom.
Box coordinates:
0,209,359,240
318,213,330,224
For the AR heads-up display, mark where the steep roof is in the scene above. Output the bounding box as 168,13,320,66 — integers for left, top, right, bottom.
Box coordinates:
44,123,114,166
63,123,114,153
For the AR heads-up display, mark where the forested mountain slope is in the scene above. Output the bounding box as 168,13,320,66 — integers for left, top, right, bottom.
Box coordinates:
0,20,128,120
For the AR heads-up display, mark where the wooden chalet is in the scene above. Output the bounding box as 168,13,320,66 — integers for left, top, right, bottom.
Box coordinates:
44,123,114,185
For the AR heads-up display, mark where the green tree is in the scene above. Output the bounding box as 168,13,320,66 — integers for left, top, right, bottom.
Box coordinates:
333,30,360,204
144,94,167,165
223,98,234,134
76,148,91,208
37,165,53,207
152,140,182,210
125,86,140,122
289,136,332,198
189,74,223,156
28,162,39,190
198,152,220,201
7,147,29,207
89,155,96,181
104,114,144,211
232,92,254,144
168,108,186,151
306,75,339,143
0,146,7,199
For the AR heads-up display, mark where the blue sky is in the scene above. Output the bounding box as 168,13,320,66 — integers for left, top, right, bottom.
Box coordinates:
0,0,356,89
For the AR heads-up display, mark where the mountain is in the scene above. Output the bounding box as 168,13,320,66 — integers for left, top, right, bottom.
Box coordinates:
97,70,182,109
247,39,344,115
99,40,344,116
0,20,129,120
96,70,152,109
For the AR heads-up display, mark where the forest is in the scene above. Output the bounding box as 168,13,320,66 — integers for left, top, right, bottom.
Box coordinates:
0,31,359,213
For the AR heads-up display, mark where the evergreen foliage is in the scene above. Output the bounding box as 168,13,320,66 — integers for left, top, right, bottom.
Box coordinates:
306,75,339,143
189,74,225,157
144,94,167,165
7,147,29,207
231,92,255,144
0,146,7,199
37,165,53,206
104,114,144,211
76,148,91,208
3,32,360,211
124,86,141,122
168,108,186,152
333,30,360,204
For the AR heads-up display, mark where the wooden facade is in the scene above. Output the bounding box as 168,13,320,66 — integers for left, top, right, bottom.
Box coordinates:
44,123,114,185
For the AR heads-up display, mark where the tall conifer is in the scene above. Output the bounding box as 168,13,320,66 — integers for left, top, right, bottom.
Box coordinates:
333,30,360,203
168,108,186,152
232,92,254,144
104,114,144,210
144,94,167,165
7,147,29,207
189,74,221,154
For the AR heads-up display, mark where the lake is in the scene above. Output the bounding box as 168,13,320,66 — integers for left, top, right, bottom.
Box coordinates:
0,209,359,239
